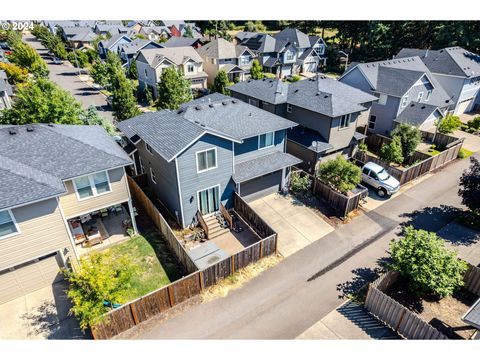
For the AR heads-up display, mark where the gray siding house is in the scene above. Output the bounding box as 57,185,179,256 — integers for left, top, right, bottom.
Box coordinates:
117,94,300,228
118,39,164,68
340,56,453,135
228,77,377,174
238,28,327,77
98,33,132,58
396,47,480,114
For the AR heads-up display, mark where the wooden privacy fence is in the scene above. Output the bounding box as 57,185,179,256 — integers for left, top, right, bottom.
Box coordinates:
127,175,198,274
90,233,277,339
312,180,368,219
354,138,464,186
233,192,276,239
365,265,480,339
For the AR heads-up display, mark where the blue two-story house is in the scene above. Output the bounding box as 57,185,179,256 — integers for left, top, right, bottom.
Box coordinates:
117,93,300,228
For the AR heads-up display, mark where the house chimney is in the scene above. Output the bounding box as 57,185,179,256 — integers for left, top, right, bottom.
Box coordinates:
425,49,429,58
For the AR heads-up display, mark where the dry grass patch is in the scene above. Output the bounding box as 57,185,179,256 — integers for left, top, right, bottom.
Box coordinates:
201,255,282,302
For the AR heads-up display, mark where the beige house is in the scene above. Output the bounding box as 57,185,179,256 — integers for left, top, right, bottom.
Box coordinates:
135,46,208,98
197,38,256,85
0,124,136,305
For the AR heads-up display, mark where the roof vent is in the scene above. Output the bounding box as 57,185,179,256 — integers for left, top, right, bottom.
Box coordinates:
232,99,237,104
323,95,328,98
421,105,426,109
262,78,266,81
316,92,320,96
209,104,214,108
269,79,273,83
177,109,184,114
294,89,299,93
26,126,34,132
249,112,252,116
410,103,415,107
47,123,54,127
222,101,228,105
8,129,17,135
195,105,202,110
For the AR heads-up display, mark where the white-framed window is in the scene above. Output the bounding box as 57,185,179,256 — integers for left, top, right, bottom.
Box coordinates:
286,103,292,113
368,115,377,129
425,90,432,102
240,55,250,65
211,58,215,64
401,95,409,108
248,98,258,107
73,171,111,200
139,156,145,174
150,168,157,184
145,143,153,154
339,114,351,129
187,63,195,73
286,51,294,61
196,148,217,173
0,209,20,240
378,94,387,105
259,132,275,149
144,68,148,78
417,91,424,102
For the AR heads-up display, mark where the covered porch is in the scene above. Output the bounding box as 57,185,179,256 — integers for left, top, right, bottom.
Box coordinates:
67,202,137,256
222,64,246,83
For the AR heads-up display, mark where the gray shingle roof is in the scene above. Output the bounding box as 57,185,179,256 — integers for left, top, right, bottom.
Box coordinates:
395,102,443,127
119,39,162,55
118,94,298,162
100,33,131,50
197,38,238,59
344,56,453,107
0,124,132,210
274,28,312,49
138,47,203,67
287,127,333,153
163,37,201,48
397,47,480,78
233,151,302,183
228,78,289,104
463,298,480,329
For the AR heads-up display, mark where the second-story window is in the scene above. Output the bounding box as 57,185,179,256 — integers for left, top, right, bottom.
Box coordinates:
144,68,148,78
425,90,432,102
73,171,111,200
417,91,424,102
287,104,292,113
286,51,294,61
197,148,217,173
145,143,153,154
150,168,157,184
401,95,409,108
187,63,195,73
259,132,275,148
339,114,351,129
0,210,20,239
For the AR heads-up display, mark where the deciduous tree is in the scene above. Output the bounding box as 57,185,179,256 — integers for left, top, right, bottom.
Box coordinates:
391,123,421,158
379,135,404,165
316,156,362,194
458,157,480,216
156,67,192,110
111,69,141,120
437,114,462,134
212,70,232,95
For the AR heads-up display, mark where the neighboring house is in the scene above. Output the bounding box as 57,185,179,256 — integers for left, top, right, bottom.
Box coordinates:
340,56,453,135
98,33,132,59
159,21,203,38
136,46,207,97
138,26,171,42
239,28,327,77
0,124,136,305
117,93,300,228
163,36,204,49
60,26,97,49
118,39,164,68
197,38,256,84
94,23,131,37
126,21,155,33
396,47,480,114
228,77,377,173
0,70,13,110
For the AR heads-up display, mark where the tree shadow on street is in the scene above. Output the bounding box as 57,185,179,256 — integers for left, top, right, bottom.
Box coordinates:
399,205,462,232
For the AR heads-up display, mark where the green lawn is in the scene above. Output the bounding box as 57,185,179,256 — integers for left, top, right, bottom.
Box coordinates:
100,233,183,301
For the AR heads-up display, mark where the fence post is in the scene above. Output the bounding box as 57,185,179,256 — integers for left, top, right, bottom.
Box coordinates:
231,255,235,273
167,286,174,307
395,307,407,332
130,303,139,325
199,271,204,291
259,240,263,258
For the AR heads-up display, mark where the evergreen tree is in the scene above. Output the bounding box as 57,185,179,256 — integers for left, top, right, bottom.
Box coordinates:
129,59,138,80
391,124,421,158
144,86,153,106
212,70,232,95
81,106,116,135
8,42,49,77
250,59,263,80
111,69,141,121
458,157,480,216
156,67,193,110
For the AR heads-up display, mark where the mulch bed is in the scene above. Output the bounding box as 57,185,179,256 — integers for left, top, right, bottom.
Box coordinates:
385,276,478,339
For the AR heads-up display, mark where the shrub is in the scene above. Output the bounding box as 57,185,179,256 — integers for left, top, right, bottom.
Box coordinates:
263,73,276,79
0,62,28,84
437,114,462,134
390,226,468,298
458,148,473,159
358,142,368,152
290,172,312,194
379,135,404,165
290,75,302,82
67,50,89,68
458,157,480,216
391,124,421,158
316,156,362,195
63,252,139,330
466,116,480,131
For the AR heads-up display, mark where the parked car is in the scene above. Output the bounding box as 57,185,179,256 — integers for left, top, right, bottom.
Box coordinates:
0,42,11,51
52,57,63,65
361,162,400,197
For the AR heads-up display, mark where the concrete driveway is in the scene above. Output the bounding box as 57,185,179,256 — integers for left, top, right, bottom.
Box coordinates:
249,193,334,257
0,281,87,339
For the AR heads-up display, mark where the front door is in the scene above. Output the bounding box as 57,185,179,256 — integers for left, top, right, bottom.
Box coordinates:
198,186,220,215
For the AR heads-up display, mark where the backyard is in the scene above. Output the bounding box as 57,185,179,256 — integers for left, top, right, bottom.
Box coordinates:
97,232,185,302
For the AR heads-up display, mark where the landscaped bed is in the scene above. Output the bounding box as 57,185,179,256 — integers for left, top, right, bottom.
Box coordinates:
99,233,185,302
385,276,478,339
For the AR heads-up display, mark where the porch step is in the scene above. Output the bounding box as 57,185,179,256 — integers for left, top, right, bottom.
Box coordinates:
208,226,230,239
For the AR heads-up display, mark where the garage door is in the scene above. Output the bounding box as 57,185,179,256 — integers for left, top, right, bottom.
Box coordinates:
0,252,64,305
456,98,474,114
240,171,282,202
303,62,317,72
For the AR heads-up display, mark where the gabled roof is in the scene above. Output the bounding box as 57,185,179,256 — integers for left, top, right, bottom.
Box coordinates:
117,94,298,162
397,47,480,78
197,38,238,59
274,28,312,49
287,77,377,117
241,33,278,53
99,33,132,50
229,76,377,117
287,126,333,153
341,56,453,107
137,47,203,67
163,37,202,48
235,32,258,41
228,78,289,104
0,124,132,210
118,39,162,55
395,102,443,127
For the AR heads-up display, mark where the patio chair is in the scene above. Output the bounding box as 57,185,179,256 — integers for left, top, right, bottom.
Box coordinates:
100,208,109,218
114,204,123,215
